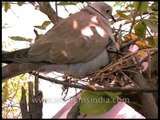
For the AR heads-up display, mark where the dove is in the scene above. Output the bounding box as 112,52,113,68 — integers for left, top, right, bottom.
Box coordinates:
2,2,119,79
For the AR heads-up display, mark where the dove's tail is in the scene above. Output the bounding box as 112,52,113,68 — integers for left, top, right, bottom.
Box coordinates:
2,48,52,79
2,48,31,63
2,63,43,79
2,48,44,79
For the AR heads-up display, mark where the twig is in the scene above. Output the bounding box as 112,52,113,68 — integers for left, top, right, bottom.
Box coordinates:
110,48,158,69
55,2,59,22
122,69,138,74
31,73,95,90
129,6,139,33
33,29,38,38
30,2,62,24
140,16,154,40
31,73,157,93
121,50,157,70
89,48,157,83
62,88,69,101
121,37,140,48
119,70,138,87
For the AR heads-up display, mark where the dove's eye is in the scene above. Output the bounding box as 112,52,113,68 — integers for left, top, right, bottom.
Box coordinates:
106,9,110,13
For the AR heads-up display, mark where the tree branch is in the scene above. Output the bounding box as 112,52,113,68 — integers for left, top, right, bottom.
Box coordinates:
31,73,157,93
20,87,30,119
133,71,158,118
30,2,63,24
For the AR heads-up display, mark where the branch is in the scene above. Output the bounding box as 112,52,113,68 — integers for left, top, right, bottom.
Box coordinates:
30,2,63,24
140,16,154,40
28,82,43,119
121,37,140,48
20,87,30,119
129,6,139,33
133,71,158,118
122,50,158,69
31,73,157,93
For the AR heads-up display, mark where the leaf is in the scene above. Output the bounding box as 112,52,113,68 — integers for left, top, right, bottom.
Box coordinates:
7,108,18,113
135,40,151,49
146,7,153,14
144,19,158,33
134,21,146,37
133,2,149,14
9,36,32,42
79,90,118,115
151,2,158,11
17,2,25,6
124,33,138,41
57,2,78,6
137,51,147,59
34,21,51,30
2,82,9,104
125,3,134,9
4,2,11,12
114,2,126,7
105,92,121,98
116,10,133,20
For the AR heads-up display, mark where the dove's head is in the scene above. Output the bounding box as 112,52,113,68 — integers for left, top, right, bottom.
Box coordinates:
89,2,116,22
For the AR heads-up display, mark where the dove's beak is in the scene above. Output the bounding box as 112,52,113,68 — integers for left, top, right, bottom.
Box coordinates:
111,15,116,22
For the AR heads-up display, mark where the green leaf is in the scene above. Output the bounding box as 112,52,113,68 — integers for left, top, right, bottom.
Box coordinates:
133,2,139,9
116,10,133,20
144,19,158,33
2,81,9,104
133,2,148,14
9,36,32,42
151,2,158,11
134,21,146,37
17,2,25,6
34,21,51,30
114,2,126,7
4,2,11,12
79,90,118,115
105,92,121,98
57,2,78,6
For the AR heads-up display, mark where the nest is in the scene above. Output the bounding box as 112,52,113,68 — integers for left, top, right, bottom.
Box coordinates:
60,48,157,91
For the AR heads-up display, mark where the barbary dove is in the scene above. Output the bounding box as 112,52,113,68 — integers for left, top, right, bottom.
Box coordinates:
2,2,119,79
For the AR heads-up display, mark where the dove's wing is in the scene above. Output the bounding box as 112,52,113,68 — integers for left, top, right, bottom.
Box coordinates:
27,6,114,64
2,2,118,79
